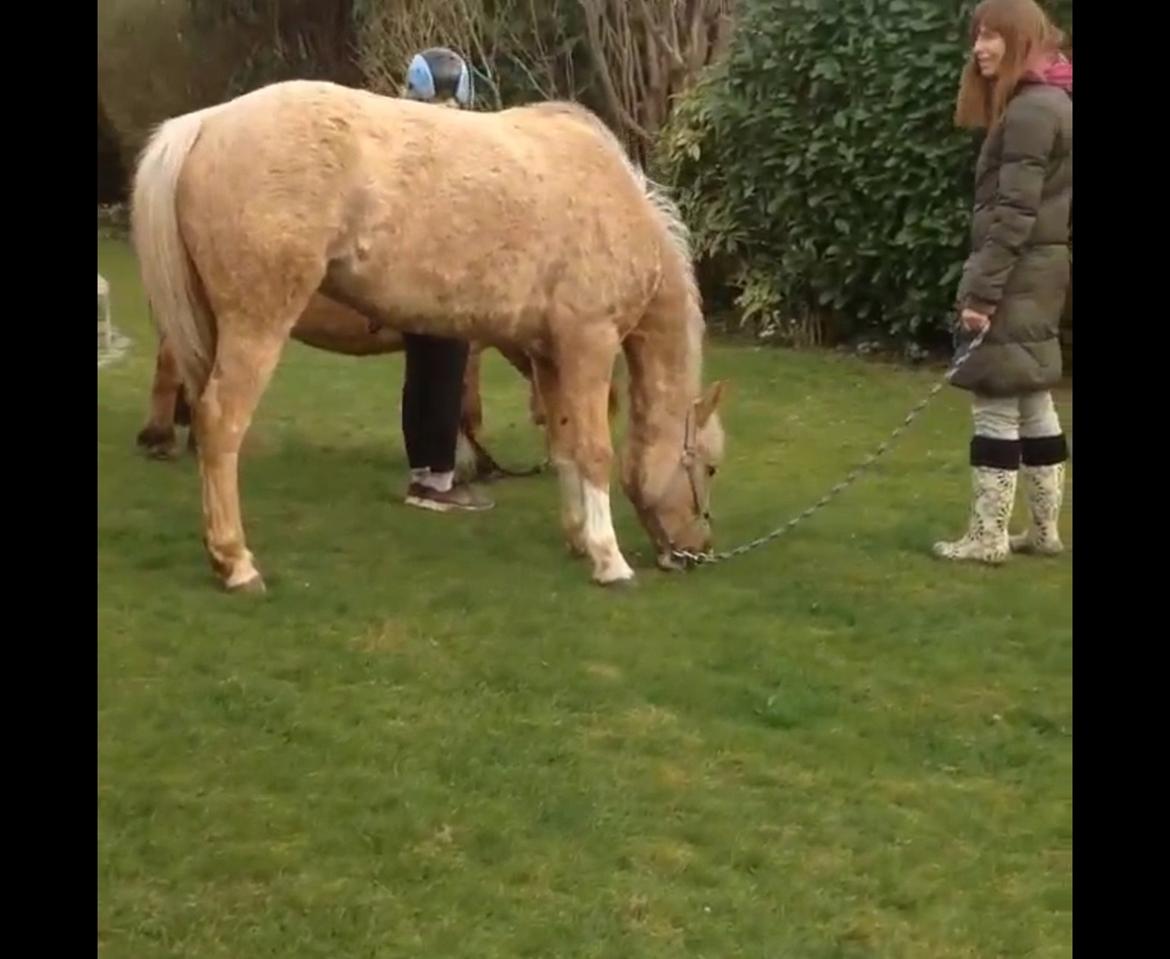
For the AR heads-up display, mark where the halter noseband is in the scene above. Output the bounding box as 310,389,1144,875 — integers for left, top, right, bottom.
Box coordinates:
633,407,713,567
680,407,711,522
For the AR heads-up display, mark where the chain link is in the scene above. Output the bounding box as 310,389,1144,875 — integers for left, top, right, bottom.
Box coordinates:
672,327,987,569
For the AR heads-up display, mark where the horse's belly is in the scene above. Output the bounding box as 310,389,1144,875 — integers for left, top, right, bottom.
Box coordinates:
290,294,405,356
325,246,553,347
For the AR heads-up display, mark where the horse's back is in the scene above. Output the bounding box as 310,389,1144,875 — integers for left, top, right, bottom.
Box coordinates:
177,80,668,341
192,80,645,223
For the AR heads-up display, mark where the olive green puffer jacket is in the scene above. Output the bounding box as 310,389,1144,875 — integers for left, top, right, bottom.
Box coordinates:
951,79,1072,396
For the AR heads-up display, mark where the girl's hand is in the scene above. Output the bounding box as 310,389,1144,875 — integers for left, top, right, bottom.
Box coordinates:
960,308,991,333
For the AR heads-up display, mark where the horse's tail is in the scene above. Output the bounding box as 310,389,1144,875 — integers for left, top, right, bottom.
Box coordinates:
130,106,222,398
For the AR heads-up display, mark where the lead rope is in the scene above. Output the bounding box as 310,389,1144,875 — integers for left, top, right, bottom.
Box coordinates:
670,328,988,569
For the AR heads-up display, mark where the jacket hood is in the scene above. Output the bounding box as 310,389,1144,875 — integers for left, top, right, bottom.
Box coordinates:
1023,52,1072,93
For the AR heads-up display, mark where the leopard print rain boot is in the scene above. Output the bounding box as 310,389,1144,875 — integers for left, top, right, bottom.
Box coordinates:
933,466,1019,564
1009,434,1069,556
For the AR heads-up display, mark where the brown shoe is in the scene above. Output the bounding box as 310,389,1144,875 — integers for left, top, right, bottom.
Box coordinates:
404,481,494,513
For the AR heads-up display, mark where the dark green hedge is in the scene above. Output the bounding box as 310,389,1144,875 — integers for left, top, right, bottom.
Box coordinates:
657,0,1071,347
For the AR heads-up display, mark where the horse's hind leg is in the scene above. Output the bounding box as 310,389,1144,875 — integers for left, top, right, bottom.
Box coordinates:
193,322,290,592
177,390,198,454
459,343,545,480
456,344,494,480
136,335,184,458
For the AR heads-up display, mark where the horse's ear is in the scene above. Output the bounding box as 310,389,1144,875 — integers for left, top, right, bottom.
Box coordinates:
695,380,727,426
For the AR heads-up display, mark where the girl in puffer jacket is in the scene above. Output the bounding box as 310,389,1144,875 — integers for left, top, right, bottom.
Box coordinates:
934,0,1072,564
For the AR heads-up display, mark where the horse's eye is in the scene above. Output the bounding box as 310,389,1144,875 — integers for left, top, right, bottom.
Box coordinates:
707,466,718,477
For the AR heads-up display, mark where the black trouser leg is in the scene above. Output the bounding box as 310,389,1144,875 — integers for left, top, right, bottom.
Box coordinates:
401,333,470,474
402,333,430,471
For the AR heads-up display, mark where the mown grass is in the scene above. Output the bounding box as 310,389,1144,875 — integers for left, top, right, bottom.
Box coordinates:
98,237,1072,958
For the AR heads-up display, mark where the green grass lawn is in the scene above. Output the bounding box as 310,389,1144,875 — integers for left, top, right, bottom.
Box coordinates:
98,237,1072,958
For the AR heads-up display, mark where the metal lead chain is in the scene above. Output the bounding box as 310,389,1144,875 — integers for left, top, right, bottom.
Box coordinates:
672,328,987,569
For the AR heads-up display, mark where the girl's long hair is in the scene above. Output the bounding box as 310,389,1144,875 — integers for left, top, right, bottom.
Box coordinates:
955,0,1066,130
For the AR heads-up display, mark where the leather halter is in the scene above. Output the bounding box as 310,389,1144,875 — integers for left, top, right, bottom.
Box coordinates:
680,407,711,522
632,407,712,566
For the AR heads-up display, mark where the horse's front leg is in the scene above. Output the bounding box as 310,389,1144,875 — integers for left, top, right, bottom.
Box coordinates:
540,338,633,585
532,359,587,557
572,389,634,585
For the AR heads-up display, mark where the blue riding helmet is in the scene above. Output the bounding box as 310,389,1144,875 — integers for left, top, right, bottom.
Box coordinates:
404,47,474,108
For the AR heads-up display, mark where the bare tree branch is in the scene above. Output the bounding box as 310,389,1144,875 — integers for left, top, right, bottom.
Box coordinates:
578,0,654,143
575,0,737,160
350,0,736,159
637,0,686,73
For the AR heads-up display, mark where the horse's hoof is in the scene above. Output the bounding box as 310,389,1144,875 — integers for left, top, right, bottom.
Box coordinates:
226,572,266,595
596,574,637,589
136,426,177,460
593,557,636,587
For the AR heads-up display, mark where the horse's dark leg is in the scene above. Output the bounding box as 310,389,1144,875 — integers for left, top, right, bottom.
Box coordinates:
174,388,198,453
136,337,184,458
174,388,192,427
453,343,545,482
465,431,544,481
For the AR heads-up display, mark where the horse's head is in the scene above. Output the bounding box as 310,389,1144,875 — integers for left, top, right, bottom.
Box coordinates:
622,381,726,570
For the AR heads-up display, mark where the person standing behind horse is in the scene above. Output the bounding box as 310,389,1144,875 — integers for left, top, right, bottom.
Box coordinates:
398,47,494,512
933,0,1071,565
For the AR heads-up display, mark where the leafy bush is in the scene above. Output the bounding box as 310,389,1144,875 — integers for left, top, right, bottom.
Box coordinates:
657,0,1071,349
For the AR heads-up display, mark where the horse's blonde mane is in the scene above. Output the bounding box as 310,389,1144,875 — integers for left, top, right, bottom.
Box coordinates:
642,178,704,393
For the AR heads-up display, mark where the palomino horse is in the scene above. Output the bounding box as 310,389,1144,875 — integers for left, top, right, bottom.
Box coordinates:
136,291,555,480
131,80,725,590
